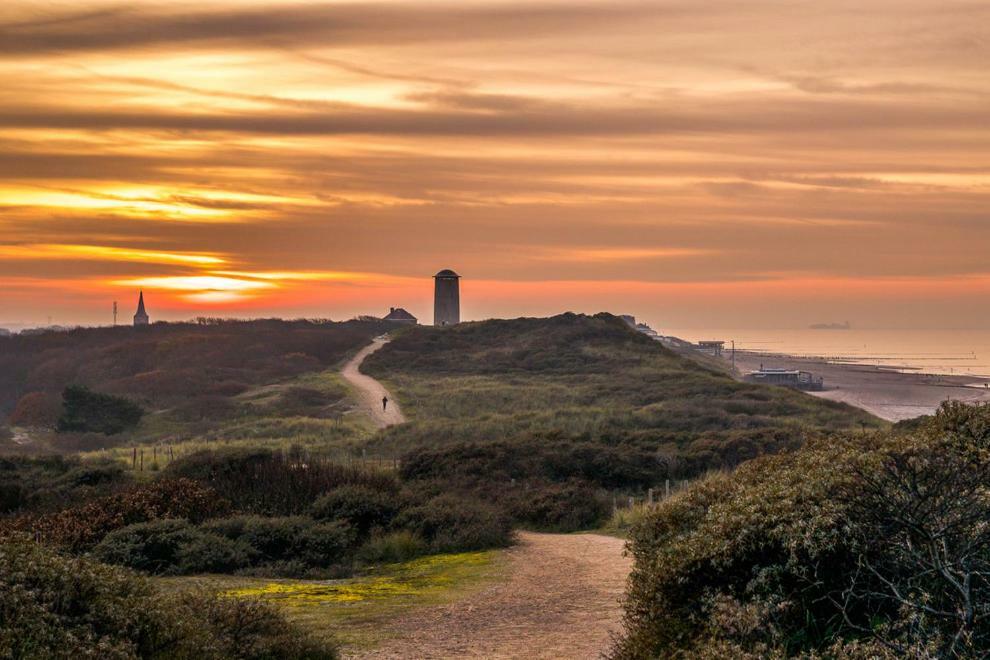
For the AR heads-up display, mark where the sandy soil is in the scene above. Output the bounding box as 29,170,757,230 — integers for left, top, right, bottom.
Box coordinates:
349,532,631,660
732,351,990,422
340,337,406,428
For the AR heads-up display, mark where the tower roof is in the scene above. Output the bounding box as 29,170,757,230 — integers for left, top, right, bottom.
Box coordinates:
136,290,147,316
434,269,460,278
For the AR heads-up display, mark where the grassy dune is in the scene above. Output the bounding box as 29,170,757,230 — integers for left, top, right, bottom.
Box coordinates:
364,313,882,477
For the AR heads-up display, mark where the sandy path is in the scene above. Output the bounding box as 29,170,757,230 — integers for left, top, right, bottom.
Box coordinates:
340,337,406,428
351,532,631,660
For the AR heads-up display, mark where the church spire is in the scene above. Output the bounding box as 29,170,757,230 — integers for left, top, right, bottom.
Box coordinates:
133,291,149,326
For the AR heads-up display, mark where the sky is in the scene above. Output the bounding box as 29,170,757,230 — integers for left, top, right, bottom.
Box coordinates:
1,0,988,330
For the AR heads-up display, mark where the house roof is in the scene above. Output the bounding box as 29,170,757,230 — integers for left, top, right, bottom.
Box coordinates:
383,307,417,321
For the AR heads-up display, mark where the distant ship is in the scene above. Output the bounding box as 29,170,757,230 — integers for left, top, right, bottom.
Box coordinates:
809,321,851,330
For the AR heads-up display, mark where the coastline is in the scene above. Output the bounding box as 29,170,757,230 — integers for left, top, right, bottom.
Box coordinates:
728,350,990,422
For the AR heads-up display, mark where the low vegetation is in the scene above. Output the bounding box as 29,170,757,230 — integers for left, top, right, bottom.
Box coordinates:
364,313,882,530
366,314,880,473
613,402,990,659
2,448,513,580
0,537,336,659
0,318,392,447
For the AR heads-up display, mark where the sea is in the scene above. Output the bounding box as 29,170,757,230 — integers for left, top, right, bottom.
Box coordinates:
665,328,990,378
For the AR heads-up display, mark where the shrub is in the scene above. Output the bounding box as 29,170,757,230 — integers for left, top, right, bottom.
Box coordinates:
56,384,144,435
612,402,990,659
8,391,60,427
0,455,132,515
311,485,399,535
505,480,611,532
2,478,229,551
356,530,429,564
166,448,397,515
201,515,357,572
393,494,513,553
0,538,337,658
296,521,356,567
93,519,254,575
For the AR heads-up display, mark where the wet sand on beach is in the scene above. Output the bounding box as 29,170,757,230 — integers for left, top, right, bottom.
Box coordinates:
731,351,990,422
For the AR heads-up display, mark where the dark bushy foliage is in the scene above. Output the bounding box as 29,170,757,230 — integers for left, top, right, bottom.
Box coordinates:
94,519,255,575
393,494,513,553
166,448,397,515
505,480,611,532
2,478,229,551
202,515,355,570
311,485,399,535
0,454,132,515
0,538,336,658
613,402,990,659
56,384,144,435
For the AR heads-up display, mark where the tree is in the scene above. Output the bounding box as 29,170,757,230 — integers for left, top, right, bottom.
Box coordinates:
56,385,144,435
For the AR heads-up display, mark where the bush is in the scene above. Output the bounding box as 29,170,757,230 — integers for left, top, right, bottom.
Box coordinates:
356,530,429,564
311,485,399,535
204,515,310,563
8,391,60,427
0,455,132,515
0,538,337,658
505,480,611,532
56,384,144,435
201,515,356,572
166,448,397,515
2,478,229,551
93,519,254,575
393,494,513,553
613,402,990,659
296,521,356,568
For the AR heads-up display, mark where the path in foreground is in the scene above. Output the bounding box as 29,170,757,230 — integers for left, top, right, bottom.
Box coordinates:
340,337,406,428
350,532,631,659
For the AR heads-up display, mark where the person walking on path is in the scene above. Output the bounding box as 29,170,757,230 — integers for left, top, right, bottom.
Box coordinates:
382,395,389,412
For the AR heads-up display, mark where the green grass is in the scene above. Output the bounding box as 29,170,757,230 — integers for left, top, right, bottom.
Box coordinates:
77,368,385,471
363,314,884,475
160,549,502,651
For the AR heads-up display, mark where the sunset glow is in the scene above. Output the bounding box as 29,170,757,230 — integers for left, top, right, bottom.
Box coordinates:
1,0,988,327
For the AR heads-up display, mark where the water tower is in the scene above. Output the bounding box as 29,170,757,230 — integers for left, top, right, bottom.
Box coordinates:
433,269,460,326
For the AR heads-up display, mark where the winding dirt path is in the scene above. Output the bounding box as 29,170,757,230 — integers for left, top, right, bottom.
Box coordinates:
351,532,631,659
341,337,406,428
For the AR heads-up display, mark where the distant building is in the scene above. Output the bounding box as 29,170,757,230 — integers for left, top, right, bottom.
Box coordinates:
620,314,661,338
434,269,461,327
697,340,725,357
133,291,149,326
744,368,824,391
0,328,9,337
383,307,418,324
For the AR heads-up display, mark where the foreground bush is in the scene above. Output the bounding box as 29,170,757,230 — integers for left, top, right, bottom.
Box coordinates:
613,402,990,659
0,538,336,659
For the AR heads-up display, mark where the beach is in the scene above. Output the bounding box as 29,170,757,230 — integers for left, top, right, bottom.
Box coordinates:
730,351,990,422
